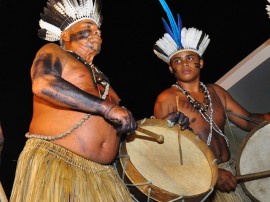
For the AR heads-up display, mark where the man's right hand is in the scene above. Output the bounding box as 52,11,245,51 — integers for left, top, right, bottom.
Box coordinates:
216,168,237,192
103,104,138,135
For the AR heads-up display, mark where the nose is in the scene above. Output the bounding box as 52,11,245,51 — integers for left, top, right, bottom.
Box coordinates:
183,61,188,67
93,29,101,36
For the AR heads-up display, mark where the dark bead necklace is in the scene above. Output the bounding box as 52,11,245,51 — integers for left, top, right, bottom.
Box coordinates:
173,82,210,113
67,50,110,99
172,82,229,147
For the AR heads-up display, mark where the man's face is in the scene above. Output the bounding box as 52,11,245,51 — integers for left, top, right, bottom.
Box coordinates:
66,19,102,54
169,51,203,82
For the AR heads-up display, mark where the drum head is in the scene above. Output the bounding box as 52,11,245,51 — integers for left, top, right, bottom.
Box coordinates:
119,118,218,201
236,121,270,202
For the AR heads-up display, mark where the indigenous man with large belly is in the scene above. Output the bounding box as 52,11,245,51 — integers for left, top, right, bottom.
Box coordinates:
29,47,125,164
10,1,137,201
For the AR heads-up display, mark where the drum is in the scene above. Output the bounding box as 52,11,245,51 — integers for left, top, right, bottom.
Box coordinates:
118,118,218,202
236,121,270,202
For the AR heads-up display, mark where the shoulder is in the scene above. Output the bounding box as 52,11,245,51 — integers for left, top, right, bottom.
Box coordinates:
37,43,62,52
206,83,234,109
206,83,229,96
34,43,69,64
36,43,67,58
31,43,72,73
156,87,177,101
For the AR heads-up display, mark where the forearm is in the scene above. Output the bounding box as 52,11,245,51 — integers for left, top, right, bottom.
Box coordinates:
33,77,114,116
253,112,270,121
247,113,270,126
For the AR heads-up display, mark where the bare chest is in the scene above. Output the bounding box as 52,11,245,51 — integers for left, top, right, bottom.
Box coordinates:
62,62,120,103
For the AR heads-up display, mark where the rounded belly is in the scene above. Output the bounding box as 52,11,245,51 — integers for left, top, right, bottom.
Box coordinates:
30,110,121,164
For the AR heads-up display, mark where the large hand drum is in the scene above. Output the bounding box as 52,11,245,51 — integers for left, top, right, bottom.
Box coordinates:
118,118,218,202
236,121,270,202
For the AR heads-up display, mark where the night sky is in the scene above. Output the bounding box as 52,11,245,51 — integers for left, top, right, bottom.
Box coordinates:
0,0,270,198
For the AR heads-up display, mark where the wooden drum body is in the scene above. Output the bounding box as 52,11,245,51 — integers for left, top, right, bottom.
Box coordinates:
236,121,270,202
118,118,218,202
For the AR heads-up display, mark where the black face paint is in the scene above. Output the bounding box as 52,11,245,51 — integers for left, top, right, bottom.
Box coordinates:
194,63,200,68
70,30,91,42
70,30,101,53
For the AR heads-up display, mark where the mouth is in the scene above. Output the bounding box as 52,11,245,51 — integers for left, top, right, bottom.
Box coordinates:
182,69,191,75
86,37,101,48
75,40,101,54
86,44,101,53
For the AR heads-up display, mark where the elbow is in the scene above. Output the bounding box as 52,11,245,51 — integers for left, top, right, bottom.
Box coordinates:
32,79,51,98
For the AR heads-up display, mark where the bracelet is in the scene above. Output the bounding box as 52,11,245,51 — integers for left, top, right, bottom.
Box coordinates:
104,104,117,117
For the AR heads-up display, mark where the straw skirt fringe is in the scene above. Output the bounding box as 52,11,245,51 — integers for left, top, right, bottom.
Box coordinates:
10,139,133,202
208,160,252,202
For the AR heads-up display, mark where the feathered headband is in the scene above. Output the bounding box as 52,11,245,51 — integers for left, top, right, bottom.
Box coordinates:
38,0,102,42
267,0,270,18
154,0,210,64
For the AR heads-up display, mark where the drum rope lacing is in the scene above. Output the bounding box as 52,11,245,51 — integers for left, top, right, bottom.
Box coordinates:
119,154,153,187
118,153,186,202
173,82,230,147
201,187,214,202
118,154,154,202
120,152,186,202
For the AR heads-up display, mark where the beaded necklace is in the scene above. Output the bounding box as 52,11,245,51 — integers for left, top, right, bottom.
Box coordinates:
172,82,229,147
174,82,210,113
67,50,110,100
25,51,111,141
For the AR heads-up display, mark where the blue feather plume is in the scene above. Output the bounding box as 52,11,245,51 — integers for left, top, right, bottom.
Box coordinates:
161,17,174,38
177,14,182,47
158,0,182,47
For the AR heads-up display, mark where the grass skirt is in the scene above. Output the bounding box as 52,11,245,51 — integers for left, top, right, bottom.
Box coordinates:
10,139,133,202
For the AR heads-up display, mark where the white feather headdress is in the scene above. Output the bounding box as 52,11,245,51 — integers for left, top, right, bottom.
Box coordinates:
38,0,102,42
154,0,210,64
267,0,270,18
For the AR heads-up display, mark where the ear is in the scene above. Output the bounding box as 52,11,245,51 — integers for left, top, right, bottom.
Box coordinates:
169,66,173,74
61,30,70,42
199,59,204,69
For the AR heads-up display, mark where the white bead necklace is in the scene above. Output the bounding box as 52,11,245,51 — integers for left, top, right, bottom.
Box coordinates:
173,82,229,147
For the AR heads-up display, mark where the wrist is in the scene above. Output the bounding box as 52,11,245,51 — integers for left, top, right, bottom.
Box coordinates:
103,102,117,117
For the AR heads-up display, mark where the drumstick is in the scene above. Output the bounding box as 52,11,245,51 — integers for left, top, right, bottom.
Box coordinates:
176,95,183,165
136,127,164,143
111,119,164,143
236,170,270,182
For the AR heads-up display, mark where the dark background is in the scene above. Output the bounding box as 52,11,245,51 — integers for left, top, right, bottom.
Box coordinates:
0,0,269,199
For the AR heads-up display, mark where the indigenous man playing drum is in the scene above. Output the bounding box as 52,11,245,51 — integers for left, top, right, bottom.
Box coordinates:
10,0,139,201
153,0,270,201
